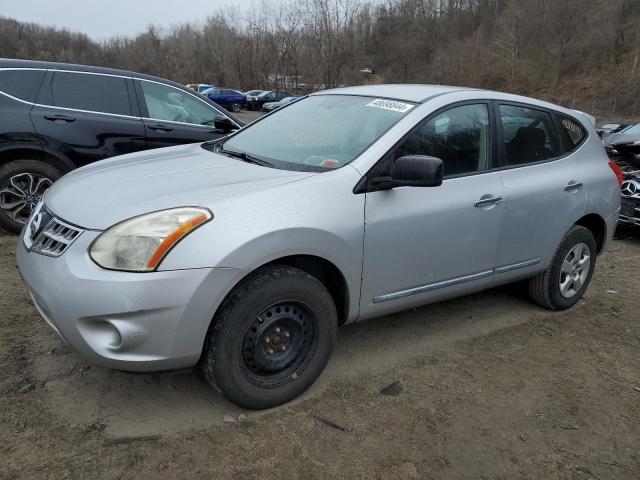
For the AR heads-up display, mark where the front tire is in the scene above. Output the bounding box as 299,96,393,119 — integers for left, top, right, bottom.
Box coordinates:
201,265,338,409
230,102,242,113
528,225,597,310
0,160,61,233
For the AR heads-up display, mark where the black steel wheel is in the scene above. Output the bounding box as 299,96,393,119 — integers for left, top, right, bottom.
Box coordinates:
242,301,316,388
201,265,338,409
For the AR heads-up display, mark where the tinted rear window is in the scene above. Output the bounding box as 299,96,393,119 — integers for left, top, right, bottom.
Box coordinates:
0,70,46,102
558,115,587,151
499,104,559,166
48,72,131,115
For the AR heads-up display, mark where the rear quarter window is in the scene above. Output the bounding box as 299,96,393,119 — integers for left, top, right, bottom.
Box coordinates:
558,114,587,152
0,69,46,102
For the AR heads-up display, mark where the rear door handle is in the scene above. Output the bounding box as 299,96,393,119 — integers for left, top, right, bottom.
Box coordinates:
564,181,584,192
474,195,503,208
44,113,75,122
148,123,173,132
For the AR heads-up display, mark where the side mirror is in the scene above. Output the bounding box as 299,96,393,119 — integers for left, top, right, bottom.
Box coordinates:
372,155,443,190
214,116,237,133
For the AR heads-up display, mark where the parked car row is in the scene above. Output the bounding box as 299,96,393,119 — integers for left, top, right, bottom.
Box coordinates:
186,85,302,113
0,59,243,233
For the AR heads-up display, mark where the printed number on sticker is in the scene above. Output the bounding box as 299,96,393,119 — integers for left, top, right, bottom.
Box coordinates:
366,99,414,113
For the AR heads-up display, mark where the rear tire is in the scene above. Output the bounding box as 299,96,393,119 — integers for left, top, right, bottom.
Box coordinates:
528,225,597,310
0,160,61,234
201,265,338,409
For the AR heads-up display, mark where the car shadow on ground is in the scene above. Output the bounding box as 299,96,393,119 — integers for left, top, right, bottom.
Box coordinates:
30,278,542,439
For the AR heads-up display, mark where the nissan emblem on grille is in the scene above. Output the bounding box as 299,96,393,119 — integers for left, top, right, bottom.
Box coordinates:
23,205,83,257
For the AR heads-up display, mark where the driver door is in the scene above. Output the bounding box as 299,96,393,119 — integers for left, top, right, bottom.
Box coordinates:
134,79,235,149
359,102,505,319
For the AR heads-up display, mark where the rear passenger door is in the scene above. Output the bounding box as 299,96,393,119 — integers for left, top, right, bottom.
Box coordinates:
30,71,146,167
495,103,587,273
135,80,237,149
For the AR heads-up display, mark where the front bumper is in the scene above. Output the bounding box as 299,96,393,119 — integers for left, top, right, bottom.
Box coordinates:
17,230,245,371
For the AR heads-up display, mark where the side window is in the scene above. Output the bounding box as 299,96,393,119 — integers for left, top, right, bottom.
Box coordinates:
140,81,220,126
499,105,558,166
558,114,587,152
394,104,491,177
0,70,46,102
49,72,131,115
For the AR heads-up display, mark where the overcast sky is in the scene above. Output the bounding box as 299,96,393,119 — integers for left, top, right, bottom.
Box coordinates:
1,0,245,40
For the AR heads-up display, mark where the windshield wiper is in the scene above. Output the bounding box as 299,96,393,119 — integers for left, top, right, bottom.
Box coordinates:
219,147,273,167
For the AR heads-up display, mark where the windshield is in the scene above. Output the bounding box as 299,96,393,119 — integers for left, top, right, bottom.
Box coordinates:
215,95,415,170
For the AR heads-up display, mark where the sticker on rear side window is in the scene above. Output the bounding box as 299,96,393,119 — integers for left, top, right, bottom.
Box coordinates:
366,99,414,113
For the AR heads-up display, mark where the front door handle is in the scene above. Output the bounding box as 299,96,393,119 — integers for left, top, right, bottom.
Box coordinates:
44,113,75,122
564,181,584,192
148,123,173,132
474,195,503,208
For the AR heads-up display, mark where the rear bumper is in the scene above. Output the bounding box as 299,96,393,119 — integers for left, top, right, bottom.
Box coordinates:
17,231,245,371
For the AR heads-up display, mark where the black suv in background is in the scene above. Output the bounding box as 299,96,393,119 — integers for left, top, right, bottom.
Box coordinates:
0,59,243,233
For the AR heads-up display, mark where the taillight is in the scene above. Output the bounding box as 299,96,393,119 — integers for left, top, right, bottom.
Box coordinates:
608,161,624,188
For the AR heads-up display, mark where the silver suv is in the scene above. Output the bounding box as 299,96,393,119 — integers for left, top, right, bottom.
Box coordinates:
17,85,621,409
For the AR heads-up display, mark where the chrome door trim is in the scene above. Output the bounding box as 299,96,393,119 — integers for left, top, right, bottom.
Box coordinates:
0,67,238,127
494,257,541,274
372,269,493,304
372,257,542,304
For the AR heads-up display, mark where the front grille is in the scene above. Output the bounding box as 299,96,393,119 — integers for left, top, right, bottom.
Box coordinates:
31,218,83,256
24,204,84,257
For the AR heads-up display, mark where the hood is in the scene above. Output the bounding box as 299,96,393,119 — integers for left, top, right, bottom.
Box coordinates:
605,132,640,147
44,143,316,229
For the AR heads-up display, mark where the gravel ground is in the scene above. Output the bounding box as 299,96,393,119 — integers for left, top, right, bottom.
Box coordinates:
1,229,640,479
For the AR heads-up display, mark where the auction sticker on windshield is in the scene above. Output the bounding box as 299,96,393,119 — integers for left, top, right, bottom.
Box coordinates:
366,99,414,113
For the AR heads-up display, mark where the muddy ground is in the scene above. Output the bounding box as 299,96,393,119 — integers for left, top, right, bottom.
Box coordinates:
1,230,639,479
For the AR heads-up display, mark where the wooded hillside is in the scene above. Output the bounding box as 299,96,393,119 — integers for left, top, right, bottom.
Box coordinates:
1,0,639,121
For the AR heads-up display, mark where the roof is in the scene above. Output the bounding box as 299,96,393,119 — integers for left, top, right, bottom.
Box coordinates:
0,58,187,92
313,84,472,103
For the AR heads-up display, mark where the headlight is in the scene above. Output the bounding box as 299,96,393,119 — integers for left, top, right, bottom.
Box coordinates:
633,140,640,145
90,207,212,272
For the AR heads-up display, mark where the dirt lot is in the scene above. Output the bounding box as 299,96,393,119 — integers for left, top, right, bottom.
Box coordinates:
1,229,640,480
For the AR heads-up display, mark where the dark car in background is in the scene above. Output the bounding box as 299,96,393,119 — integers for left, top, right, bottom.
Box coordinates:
0,59,243,233
246,90,294,111
261,96,300,112
616,160,640,227
201,88,246,112
604,124,640,161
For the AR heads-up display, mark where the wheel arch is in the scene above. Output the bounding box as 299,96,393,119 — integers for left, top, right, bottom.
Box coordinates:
575,213,607,254
197,253,352,365
0,147,75,174
262,254,350,326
